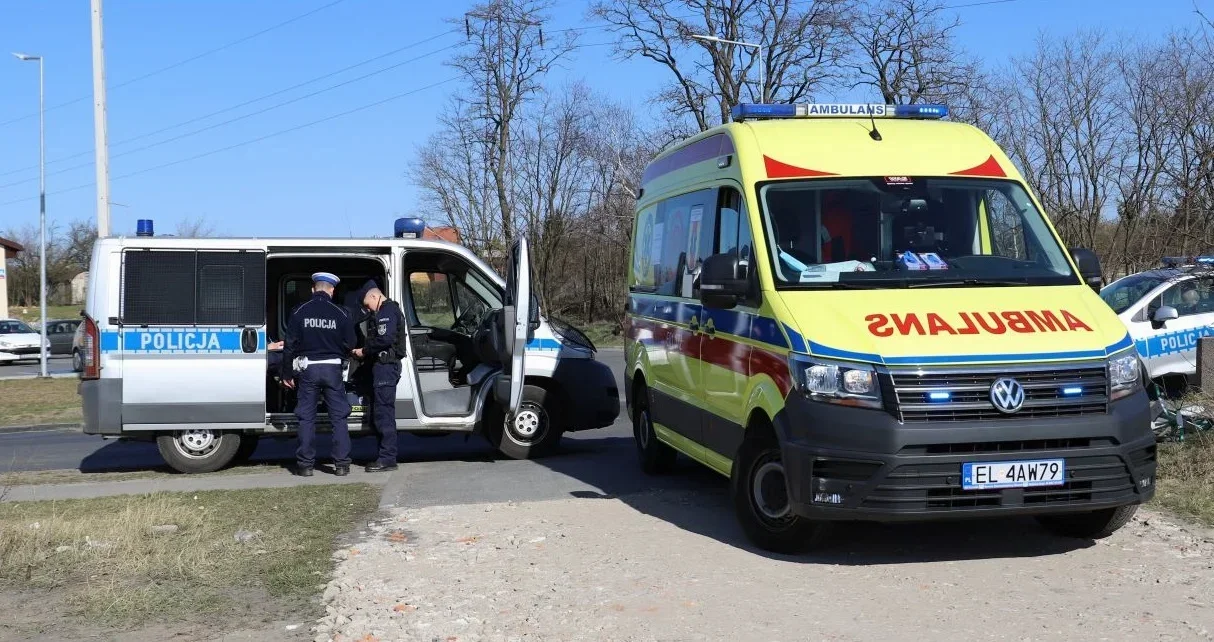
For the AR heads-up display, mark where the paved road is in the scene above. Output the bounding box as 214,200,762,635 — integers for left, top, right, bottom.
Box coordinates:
0,355,75,379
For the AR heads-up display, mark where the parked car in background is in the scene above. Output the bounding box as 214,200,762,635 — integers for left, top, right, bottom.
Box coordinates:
0,318,50,364
41,318,82,356
72,320,87,372
1100,257,1214,392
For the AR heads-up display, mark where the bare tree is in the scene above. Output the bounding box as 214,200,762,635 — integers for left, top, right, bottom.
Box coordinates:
849,0,979,104
592,0,851,131
174,217,218,238
455,0,577,246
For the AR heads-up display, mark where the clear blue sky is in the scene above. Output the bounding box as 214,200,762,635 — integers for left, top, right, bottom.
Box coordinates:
0,0,1200,238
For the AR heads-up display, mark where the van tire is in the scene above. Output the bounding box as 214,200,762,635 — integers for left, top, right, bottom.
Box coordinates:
732,428,832,554
156,430,241,474
484,384,562,459
1036,505,1138,539
633,387,676,474
233,435,259,462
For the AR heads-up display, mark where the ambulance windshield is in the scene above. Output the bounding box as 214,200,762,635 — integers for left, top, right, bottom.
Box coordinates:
759,177,1076,288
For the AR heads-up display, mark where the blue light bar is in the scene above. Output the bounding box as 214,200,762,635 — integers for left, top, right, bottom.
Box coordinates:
136,219,154,237
927,391,952,402
730,103,798,120
1061,386,1084,396
731,103,949,122
1162,255,1214,268
394,217,425,239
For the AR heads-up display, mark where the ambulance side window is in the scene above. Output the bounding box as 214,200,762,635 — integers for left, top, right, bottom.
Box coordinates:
651,189,715,298
716,187,756,303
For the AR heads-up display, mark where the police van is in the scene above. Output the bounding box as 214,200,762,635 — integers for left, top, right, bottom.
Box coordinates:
78,218,619,473
624,102,1155,553
1099,257,1214,388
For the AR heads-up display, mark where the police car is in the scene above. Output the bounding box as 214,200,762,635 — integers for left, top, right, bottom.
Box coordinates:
1100,257,1214,384
77,218,620,473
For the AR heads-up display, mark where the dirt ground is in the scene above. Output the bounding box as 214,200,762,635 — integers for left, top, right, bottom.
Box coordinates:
316,489,1214,642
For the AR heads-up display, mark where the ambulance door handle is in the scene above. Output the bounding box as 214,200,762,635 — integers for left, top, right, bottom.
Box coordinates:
240,328,258,353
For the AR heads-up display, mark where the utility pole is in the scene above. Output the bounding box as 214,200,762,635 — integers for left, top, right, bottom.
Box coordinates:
12,53,48,378
91,0,112,237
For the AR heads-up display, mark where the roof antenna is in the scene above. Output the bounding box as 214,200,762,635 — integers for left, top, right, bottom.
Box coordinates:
868,105,882,141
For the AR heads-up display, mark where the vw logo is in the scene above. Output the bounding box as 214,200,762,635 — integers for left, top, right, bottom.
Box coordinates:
990,377,1025,414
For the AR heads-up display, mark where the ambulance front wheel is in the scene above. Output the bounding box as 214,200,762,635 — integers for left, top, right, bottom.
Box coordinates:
732,426,833,554
156,429,242,474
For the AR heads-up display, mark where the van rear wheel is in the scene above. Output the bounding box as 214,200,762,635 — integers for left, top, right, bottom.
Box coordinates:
157,429,241,474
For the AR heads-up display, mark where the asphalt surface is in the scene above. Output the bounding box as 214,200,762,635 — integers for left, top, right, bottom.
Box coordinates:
0,355,75,379
0,350,658,510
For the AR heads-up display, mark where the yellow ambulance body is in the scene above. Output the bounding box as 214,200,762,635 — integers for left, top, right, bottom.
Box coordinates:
624,103,1154,553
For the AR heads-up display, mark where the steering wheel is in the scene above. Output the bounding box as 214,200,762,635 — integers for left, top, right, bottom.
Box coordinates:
451,305,484,336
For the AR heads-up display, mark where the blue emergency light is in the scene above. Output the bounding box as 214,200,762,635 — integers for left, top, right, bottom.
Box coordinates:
927,391,952,402
1061,386,1084,396
394,217,425,239
731,102,949,122
1162,255,1214,268
136,219,154,237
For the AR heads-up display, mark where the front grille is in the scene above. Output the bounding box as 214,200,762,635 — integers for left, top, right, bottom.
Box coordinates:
861,453,1139,512
891,363,1109,422
899,438,1113,456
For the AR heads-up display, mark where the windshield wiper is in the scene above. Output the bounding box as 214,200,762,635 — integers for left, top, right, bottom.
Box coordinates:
907,278,1029,288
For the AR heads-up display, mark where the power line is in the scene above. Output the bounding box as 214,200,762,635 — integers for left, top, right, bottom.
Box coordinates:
0,29,462,180
0,39,618,208
0,40,464,191
0,0,352,130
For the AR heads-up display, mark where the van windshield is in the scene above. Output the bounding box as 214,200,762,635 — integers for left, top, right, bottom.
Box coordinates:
759,177,1077,289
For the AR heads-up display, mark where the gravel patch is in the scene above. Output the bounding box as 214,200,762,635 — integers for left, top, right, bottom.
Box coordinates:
314,492,1214,641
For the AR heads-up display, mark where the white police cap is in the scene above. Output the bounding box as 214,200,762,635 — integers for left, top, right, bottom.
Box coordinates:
312,272,340,286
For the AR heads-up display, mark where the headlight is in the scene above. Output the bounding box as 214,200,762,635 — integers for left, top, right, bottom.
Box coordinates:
1108,349,1142,401
789,355,882,409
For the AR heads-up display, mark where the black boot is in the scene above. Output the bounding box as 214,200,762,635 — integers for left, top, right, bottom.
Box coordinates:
333,464,350,477
364,461,398,473
293,466,314,477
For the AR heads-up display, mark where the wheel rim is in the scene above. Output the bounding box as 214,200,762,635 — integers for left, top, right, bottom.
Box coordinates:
751,456,792,523
172,429,220,460
505,401,548,446
636,409,652,450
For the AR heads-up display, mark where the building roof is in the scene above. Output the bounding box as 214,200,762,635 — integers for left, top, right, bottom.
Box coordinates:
0,236,24,252
423,226,460,243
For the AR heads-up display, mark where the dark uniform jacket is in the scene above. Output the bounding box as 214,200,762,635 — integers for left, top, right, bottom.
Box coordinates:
282,291,356,380
363,300,406,362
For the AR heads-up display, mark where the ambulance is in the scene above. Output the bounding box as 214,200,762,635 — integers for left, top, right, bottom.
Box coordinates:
624,103,1155,553
77,218,619,473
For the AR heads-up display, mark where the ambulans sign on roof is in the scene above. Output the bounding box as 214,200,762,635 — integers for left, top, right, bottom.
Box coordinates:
730,102,950,121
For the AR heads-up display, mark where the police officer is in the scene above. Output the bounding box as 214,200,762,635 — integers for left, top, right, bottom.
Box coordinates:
353,283,406,472
282,272,357,477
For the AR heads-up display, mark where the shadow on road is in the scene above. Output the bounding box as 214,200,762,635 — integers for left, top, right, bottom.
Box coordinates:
536,435,1096,566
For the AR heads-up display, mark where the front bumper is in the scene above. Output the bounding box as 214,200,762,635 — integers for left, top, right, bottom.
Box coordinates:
553,356,620,431
776,389,1156,521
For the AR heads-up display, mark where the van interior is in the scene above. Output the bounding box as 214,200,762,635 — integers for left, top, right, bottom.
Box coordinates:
264,251,504,424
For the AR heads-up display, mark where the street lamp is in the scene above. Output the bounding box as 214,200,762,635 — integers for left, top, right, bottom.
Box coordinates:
13,52,48,379
690,34,766,103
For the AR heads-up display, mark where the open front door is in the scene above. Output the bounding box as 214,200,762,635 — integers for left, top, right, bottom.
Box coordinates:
504,238,534,417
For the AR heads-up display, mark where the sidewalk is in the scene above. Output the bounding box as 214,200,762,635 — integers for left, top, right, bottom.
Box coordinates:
1,469,392,503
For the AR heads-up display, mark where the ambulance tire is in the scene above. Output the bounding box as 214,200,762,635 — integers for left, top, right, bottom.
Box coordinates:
156,430,242,474
732,428,832,554
632,389,676,474
485,384,563,459
233,435,260,462
1035,505,1138,540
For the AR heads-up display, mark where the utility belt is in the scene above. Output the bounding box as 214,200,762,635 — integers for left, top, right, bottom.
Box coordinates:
373,349,402,365
292,356,343,372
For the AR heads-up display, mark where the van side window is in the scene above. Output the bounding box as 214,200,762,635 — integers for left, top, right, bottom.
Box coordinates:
716,187,753,269
631,190,715,297
123,250,265,326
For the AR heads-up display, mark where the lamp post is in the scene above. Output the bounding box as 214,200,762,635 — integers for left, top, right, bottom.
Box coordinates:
690,34,766,103
12,52,47,378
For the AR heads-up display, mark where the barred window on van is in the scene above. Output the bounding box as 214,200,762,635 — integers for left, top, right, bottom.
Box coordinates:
122,250,265,326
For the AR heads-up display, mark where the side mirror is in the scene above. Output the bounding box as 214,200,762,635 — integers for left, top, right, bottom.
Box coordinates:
1070,247,1103,291
700,253,747,310
1153,305,1179,328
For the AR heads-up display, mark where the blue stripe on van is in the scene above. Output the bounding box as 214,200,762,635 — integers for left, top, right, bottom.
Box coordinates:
99,328,261,354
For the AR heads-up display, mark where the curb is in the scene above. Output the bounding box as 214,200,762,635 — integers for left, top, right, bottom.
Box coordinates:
0,423,78,434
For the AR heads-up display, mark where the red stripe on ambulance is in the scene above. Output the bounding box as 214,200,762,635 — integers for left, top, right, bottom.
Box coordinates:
865,310,1093,337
